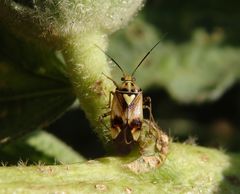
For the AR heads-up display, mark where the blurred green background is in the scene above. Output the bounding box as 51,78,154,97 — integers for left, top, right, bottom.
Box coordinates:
0,0,240,164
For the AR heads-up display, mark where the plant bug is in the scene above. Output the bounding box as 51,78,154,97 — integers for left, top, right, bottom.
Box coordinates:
99,40,162,151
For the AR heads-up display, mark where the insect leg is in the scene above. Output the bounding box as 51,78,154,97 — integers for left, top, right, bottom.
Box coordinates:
143,96,159,136
107,91,114,108
102,91,114,110
143,96,155,123
99,111,111,130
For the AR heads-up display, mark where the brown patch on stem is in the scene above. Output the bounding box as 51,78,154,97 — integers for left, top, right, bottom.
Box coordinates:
125,187,133,194
200,154,209,162
90,80,104,96
124,155,162,173
95,184,107,191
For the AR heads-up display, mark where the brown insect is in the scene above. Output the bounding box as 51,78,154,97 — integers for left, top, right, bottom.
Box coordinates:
99,40,161,147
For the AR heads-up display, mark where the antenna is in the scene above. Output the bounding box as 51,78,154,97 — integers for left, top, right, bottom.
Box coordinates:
102,73,118,87
95,44,125,76
131,36,166,76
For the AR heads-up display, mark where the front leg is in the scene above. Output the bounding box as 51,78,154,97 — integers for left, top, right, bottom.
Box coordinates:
107,91,114,108
99,91,114,134
102,91,114,109
99,111,111,130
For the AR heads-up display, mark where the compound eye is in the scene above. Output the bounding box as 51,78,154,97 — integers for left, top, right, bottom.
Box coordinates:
132,77,136,81
121,77,124,81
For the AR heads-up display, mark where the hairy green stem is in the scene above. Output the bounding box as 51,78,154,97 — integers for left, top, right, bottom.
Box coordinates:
1,143,240,193
63,31,114,142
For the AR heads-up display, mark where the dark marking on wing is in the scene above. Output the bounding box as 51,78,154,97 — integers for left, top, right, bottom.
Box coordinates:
111,118,143,154
129,119,142,129
111,116,123,127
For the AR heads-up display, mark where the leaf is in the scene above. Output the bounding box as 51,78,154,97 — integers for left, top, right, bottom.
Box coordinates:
0,0,145,45
0,130,84,164
0,27,75,142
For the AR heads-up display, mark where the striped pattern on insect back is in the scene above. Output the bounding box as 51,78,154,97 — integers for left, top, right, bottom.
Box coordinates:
110,91,143,154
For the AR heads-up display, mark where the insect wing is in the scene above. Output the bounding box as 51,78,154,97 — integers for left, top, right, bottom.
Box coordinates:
110,92,127,139
111,91,143,141
127,92,143,141
127,92,143,120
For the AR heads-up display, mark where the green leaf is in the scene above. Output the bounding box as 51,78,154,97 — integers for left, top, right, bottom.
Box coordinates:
0,27,75,142
0,0,144,45
0,130,84,164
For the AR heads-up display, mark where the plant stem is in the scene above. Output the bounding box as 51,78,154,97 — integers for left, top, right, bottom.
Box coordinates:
1,143,239,193
62,31,114,143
